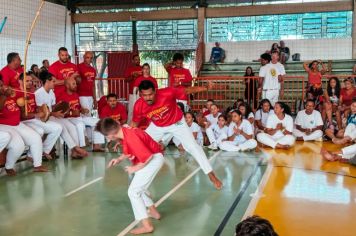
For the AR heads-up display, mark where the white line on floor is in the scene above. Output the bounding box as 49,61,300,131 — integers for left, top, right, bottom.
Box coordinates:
117,150,222,236
64,177,103,197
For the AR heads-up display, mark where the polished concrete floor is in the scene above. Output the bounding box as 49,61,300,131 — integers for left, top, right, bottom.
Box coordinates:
0,141,355,236
0,147,266,236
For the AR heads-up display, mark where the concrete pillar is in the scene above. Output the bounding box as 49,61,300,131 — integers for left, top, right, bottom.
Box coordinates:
132,20,138,53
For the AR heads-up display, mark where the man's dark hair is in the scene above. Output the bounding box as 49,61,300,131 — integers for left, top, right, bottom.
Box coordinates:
7,52,19,64
142,63,150,68
235,216,278,236
42,59,49,64
139,80,156,92
107,93,118,100
30,64,38,72
173,53,184,62
260,53,271,62
132,54,139,60
39,70,54,85
207,99,214,103
58,47,68,53
218,114,227,121
305,99,315,105
95,118,121,136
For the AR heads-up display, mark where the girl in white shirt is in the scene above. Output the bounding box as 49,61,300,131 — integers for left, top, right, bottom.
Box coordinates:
238,102,254,126
255,99,274,133
206,114,228,150
173,112,203,148
257,102,295,149
219,110,257,152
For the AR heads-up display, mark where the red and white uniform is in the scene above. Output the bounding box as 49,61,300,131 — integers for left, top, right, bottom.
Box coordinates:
125,65,142,123
121,126,164,221
0,93,42,168
48,61,78,98
133,87,213,174
0,65,23,88
18,92,62,155
57,90,104,146
78,62,96,113
99,103,127,123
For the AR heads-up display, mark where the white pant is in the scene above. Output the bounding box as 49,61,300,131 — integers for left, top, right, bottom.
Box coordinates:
128,153,164,221
146,118,213,174
79,96,94,114
22,119,62,154
257,133,295,148
0,131,11,152
69,117,105,146
344,123,356,141
342,144,356,159
262,89,279,106
50,117,79,149
0,128,24,169
206,127,227,145
172,136,203,147
293,129,323,141
0,123,42,167
219,139,257,152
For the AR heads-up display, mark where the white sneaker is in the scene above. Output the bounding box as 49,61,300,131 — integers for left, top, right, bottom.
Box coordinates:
208,143,218,150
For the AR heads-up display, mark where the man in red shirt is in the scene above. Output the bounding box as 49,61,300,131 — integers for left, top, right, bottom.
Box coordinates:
48,47,79,99
0,52,24,88
164,53,193,111
99,93,127,124
19,74,62,160
57,77,105,152
124,54,142,123
0,76,47,175
96,118,164,235
131,80,222,189
78,51,97,114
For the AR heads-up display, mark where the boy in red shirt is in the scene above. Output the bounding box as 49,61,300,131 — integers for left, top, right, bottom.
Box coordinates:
99,93,127,124
0,52,23,88
49,47,79,99
131,80,222,189
164,53,193,111
96,118,164,235
77,51,97,114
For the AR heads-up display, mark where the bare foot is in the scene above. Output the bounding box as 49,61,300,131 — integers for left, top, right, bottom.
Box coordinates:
93,144,105,152
208,172,223,190
33,165,49,172
73,146,88,157
296,137,304,141
5,168,16,176
148,206,161,220
43,152,53,160
332,138,347,145
130,219,154,235
276,144,290,149
320,148,339,161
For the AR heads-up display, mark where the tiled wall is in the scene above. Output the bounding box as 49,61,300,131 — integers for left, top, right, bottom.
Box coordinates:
0,0,72,69
205,38,352,62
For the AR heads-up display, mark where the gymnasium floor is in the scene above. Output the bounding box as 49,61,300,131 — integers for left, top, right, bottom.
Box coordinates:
0,142,355,236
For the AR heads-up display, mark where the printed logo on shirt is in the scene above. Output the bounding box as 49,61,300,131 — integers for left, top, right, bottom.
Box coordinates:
26,98,36,113
173,74,185,85
270,68,277,77
69,99,80,111
59,68,75,79
147,106,169,121
84,72,95,82
5,99,19,112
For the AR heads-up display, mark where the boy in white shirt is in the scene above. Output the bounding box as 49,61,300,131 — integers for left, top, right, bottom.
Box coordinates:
258,52,285,106
293,99,323,141
219,110,257,152
257,102,295,149
206,114,228,150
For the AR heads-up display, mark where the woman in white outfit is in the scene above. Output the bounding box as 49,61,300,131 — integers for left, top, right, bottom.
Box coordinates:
173,112,203,149
206,114,228,150
255,99,274,133
219,110,257,152
257,102,295,149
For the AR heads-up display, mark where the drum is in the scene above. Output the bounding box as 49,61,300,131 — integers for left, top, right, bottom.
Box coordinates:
52,101,70,114
39,104,50,122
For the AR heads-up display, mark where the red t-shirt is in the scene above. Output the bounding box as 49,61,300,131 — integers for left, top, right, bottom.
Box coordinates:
308,71,322,85
122,126,162,165
99,103,127,122
0,65,23,88
133,75,158,89
48,60,78,98
56,91,81,117
124,65,142,94
203,110,210,116
18,92,36,121
0,94,21,126
167,67,193,100
132,87,185,127
77,62,96,97
341,88,356,106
